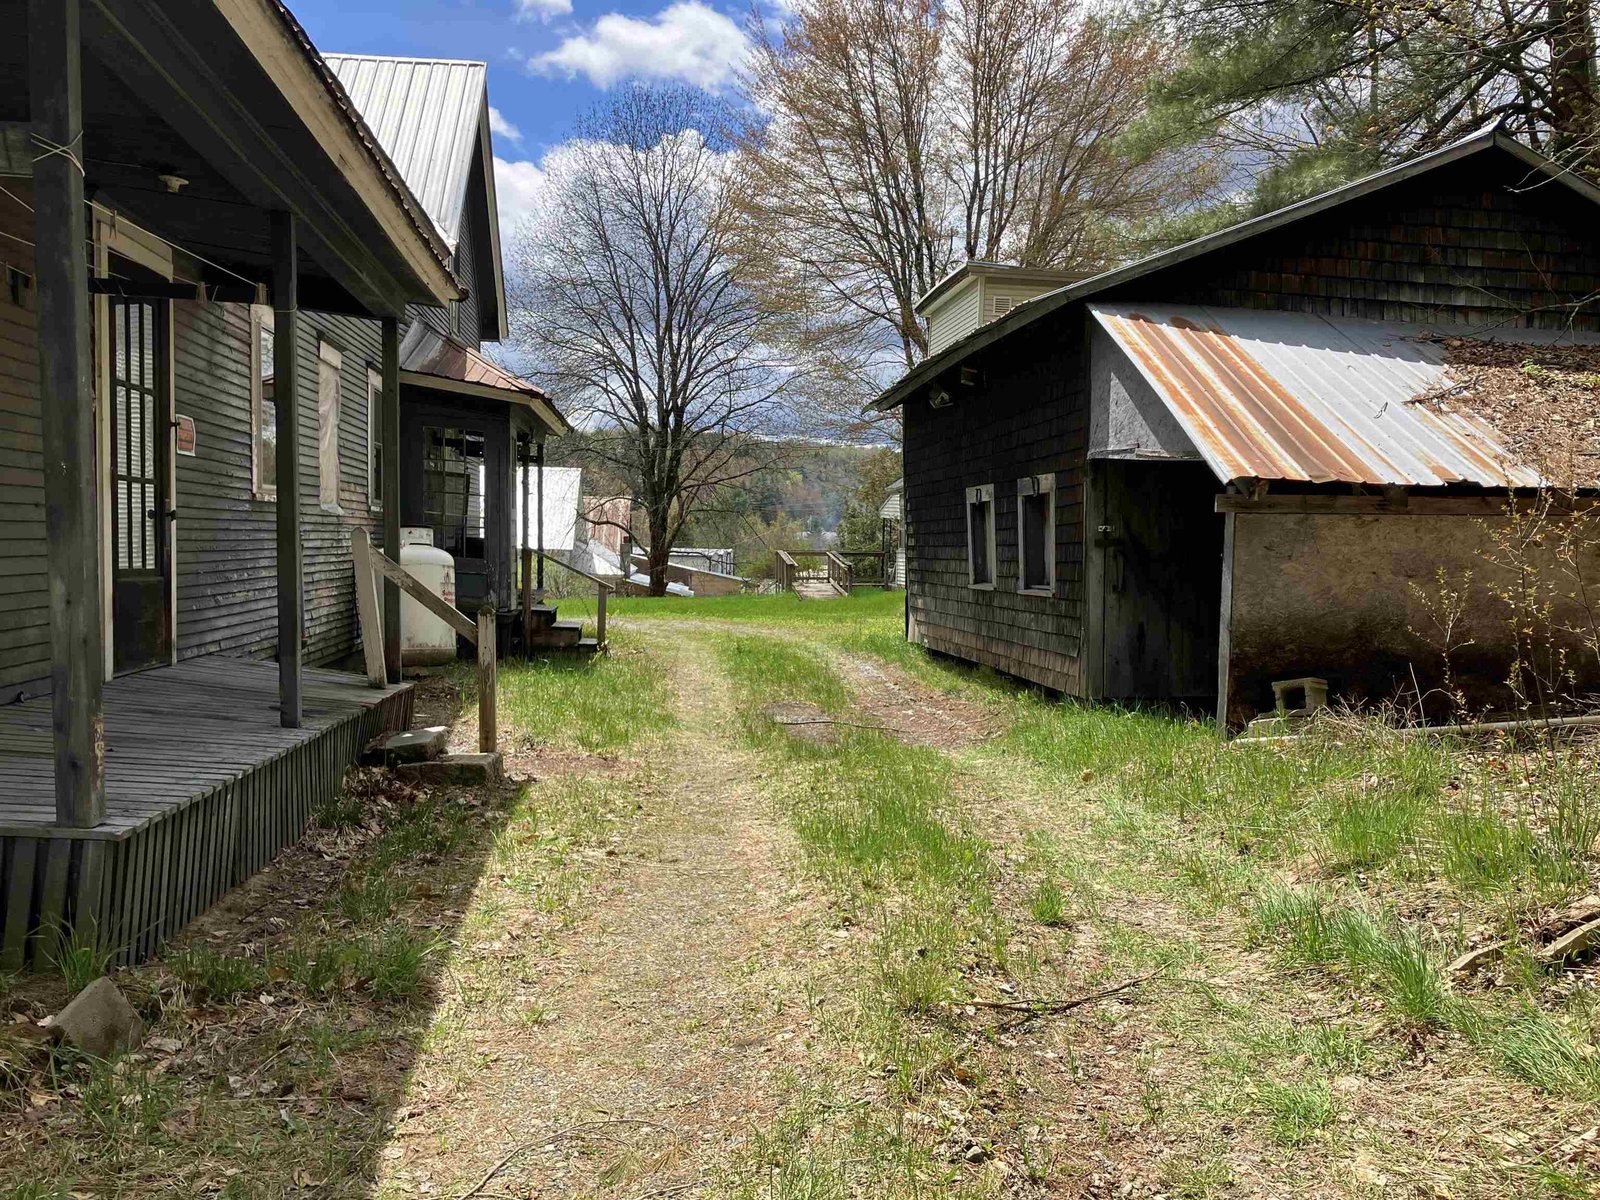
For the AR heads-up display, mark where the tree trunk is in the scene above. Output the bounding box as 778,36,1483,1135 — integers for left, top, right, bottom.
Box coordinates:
1547,0,1598,162
647,514,671,597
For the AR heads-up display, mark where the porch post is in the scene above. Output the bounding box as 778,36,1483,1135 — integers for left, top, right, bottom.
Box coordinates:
535,439,545,601
381,315,402,682
30,0,105,826
520,436,533,650
271,211,302,728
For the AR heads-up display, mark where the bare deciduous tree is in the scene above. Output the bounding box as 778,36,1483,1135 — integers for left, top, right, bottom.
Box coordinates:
508,84,797,595
732,0,1214,393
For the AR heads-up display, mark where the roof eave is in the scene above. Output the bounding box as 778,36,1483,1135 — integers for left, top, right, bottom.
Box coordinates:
230,0,465,308
871,121,1545,414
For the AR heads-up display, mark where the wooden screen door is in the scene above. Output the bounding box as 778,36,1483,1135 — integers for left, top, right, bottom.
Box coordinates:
109,297,172,674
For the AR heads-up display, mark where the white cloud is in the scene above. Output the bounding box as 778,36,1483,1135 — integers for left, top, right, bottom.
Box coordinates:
488,106,523,143
529,2,749,90
493,154,549,244
515,0,572,19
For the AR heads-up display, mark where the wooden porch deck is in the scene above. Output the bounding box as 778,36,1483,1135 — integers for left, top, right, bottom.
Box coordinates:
0,657,414,969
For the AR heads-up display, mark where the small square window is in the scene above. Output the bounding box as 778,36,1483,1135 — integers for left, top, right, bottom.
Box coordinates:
1017,473,1056,595
966,483,995,589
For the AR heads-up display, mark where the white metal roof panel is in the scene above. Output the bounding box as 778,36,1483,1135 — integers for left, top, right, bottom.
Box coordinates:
1088,304,1600,487
324,54,486,250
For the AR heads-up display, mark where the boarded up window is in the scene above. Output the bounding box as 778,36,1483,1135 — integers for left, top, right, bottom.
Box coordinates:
1018,473,1055,593
317,340,342,509
367,366,382,510
966,484,994,587
252,305,275,499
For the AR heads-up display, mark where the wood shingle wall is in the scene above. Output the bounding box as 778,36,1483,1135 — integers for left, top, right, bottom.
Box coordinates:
902,151,1600,698
1118,160,1600,329
903,322,1087,694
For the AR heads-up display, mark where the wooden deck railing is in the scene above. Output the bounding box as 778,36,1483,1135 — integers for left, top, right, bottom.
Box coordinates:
352,530,498,752
774,549,799,591
834,550,887,586
825,551,852,593
773,548,886,593
536,551,613,650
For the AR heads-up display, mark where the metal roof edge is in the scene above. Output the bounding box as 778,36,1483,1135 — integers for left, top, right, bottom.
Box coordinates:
256,4,464,305
871,121,1539,413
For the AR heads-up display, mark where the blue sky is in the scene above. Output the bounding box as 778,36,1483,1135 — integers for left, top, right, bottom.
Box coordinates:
294,0,752,235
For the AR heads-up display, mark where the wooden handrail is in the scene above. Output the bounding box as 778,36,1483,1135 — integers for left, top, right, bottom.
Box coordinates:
535,551,613,651
352,530,497,753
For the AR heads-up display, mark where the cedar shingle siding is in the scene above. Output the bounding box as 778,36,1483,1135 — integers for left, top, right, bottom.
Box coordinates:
903,152,1600,698
905,322,1087,693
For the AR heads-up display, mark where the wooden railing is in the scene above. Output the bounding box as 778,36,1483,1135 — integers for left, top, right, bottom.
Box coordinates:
825,551,852,593
834,550,887,586
536,551,613,650
774,549,799,591
352,530,497,753
774,548,886,593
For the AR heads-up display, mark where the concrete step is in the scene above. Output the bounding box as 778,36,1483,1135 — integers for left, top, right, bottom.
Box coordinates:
394,751,503,787
361,725,449,766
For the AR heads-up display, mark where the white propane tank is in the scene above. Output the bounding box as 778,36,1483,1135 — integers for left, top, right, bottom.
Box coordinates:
399,526,457,667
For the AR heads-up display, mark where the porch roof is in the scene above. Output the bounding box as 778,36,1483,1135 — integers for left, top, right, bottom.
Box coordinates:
1,0,465,316
400,322,570,436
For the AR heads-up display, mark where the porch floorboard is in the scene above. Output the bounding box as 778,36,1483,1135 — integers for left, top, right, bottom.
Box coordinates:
0,656,411,838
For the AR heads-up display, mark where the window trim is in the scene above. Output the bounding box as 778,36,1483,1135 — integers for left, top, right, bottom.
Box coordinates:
316,338,343,513
965,483,996,591
1016,472,1057,596
366,365,383,511
249,304,276,501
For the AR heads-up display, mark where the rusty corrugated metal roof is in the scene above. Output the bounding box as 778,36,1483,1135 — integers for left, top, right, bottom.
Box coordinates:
1089,304,1600,487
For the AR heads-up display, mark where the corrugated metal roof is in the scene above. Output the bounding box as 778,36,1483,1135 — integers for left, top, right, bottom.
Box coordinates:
1090,304,1600,487
323,54,486,250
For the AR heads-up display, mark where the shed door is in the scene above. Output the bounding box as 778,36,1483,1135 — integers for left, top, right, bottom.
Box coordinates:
1091,460,1222,702
109,298,171,675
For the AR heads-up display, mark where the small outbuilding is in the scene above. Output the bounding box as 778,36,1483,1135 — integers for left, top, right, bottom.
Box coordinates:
873,124,1600,728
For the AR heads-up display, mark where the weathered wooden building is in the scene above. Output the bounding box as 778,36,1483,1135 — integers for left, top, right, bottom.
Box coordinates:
874,126,1600,728
0,2,547,966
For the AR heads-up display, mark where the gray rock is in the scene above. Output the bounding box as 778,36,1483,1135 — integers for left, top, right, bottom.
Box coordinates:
45,977,143,1059
380,726,450,766
393,752,503,787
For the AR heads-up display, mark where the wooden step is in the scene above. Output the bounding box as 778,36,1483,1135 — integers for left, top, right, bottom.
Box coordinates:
524,619,583,649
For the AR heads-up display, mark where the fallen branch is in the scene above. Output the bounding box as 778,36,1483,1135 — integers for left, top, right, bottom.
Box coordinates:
454,1120,677,1200
967,973,1156,1017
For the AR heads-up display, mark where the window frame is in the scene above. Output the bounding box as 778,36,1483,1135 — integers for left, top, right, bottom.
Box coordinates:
1016,472,1057,596
366,364,383,511
316,338,343,513
249,304,276,501
965,483,996,590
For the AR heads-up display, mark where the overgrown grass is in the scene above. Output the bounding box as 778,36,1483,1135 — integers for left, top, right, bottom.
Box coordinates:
614,587,905,626
497,629,675,752
719,635,854,717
